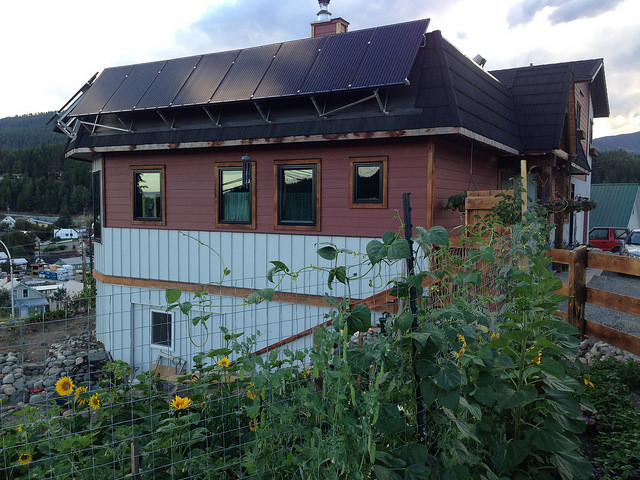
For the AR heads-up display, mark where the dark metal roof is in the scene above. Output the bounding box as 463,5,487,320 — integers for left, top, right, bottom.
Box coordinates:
69,18,430,116
491,58,609,151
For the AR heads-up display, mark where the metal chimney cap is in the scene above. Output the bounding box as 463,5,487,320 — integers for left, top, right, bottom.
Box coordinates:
317,1,331,22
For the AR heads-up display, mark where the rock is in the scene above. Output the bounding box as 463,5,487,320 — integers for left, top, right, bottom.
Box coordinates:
75,357,84,366
6,355,18,363
43,377,57,388
63,359,76,366
29,394,46,404
47,367,63,376
2,374,14,384
33,380,43,390
10,389,29,404
13,379,24,390
88,351,108,362
3,386,16,396
1,365,12,375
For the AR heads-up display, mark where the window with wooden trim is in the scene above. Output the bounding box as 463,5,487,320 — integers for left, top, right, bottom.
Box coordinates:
131,166,165,225
274,159,320,230
349,157,387,208
215,162,256,229
151,310,172,348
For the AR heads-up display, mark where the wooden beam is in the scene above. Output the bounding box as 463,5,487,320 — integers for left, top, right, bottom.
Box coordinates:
584,320,640,357
587,252,640,276
425,140,435,229
587,287,640,316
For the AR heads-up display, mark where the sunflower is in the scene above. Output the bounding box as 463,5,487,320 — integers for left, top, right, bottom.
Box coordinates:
249,419,258,432
583,375,594,388
18,453,32,465
55,377,75,396
89,393,101,410
246,383,263,400
217,357,231,368
531,349,542,365
171,395,192,410
75,386,88,406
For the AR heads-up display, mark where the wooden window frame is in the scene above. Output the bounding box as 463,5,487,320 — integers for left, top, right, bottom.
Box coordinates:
274,159,321,231
214,162,257,230
349,156,388,208
131,165,166,226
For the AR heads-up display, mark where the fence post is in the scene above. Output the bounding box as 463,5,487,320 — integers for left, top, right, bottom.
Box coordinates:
131,440,140,475
568,245,587,338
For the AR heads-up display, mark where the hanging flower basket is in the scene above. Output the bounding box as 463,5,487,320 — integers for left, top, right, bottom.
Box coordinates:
444,192,467,212
540,197,597,213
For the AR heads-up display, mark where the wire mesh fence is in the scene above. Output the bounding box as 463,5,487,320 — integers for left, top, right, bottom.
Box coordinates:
2,233,639,479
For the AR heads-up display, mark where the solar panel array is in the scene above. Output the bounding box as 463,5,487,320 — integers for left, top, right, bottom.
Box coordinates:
70,19,429,116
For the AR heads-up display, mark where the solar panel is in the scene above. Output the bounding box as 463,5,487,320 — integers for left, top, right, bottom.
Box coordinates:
299,28,373,94
136,55,202,110
70,65,133,116
102,61,166,113
351,19,429,88
172,50,240,107
211,43,281,103
253,36,326,99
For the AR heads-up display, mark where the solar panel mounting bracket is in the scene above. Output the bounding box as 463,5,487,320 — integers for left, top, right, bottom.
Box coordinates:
157,111,176,130
78,120,133,134
312,88,389,118
203,107,222,127
254,102,272,123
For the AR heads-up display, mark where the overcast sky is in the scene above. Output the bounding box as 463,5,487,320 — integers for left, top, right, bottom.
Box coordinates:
1,0,638,138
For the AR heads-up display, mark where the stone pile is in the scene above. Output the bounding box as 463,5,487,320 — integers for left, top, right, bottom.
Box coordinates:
0,333,108,409
578,337,640,368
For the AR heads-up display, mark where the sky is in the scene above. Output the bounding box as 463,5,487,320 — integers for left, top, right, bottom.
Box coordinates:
1,0,638,138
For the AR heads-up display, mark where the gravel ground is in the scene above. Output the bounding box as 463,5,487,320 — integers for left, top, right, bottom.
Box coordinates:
571,270,640,338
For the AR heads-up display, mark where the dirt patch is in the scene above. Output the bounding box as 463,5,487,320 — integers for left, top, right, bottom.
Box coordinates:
0,316,95,363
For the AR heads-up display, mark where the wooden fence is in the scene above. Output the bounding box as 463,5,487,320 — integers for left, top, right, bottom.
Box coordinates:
550,245,640,356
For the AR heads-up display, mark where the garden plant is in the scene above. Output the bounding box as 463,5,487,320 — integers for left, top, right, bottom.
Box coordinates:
1,193,601,479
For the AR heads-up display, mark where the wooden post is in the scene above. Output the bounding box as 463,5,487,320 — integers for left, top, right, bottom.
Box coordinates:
520,159,527,217
425,140,436,229
568,245,587,338
131,440,140,475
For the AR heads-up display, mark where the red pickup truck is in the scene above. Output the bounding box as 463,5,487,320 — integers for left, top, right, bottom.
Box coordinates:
587,227,629,252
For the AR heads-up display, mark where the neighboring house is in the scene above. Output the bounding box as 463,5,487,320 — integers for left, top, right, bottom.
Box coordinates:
0,254,29,271
52,9,609,370
590,183,640,230
13,282,49,318
27,217,54,228
54,228,79,239
0,216,16,229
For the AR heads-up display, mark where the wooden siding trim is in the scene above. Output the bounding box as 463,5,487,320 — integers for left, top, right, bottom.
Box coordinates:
348,156,388,209
93,270,340,308
130,165,166,226
273,158,321,232
426,140,435,228
214,161,257,230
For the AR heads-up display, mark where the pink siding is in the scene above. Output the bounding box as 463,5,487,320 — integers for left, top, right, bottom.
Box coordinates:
104,137,499,237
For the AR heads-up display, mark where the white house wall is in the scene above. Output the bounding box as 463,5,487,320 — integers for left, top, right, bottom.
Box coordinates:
95,227,402,371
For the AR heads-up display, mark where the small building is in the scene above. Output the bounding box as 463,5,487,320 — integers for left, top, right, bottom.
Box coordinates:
13,282,49,318
54,228,80,239
0,216,16,229
590,183,640,230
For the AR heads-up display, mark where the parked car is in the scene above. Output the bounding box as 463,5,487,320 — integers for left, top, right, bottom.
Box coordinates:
622,229,640,257
588,227,629,253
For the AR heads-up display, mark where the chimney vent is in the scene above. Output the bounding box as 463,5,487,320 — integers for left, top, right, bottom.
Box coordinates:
317,1,331,22
473,54,487,68
311,0,349,38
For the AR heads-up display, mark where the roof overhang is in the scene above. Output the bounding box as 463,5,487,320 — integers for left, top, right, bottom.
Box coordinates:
66,125,520,161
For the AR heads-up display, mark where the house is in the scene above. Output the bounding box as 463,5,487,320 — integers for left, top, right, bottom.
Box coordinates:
52,7,608,370
590,183,640,230
0,215,16,229
12,282,49,318
27,217,55,228
54,228,79,240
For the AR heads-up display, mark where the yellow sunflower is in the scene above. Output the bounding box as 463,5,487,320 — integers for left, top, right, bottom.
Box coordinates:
171,395,192,410
75,386,88,406
246,383,263,400
249,419,258,432
217,357,231,368
55,377,75,396
583,375,594,388
89,393,101,410
531,349,542,365
18,453,32,465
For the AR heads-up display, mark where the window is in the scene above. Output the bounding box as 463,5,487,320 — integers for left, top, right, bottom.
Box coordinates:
92,171,102,242
275,159,320,229
22,289,29,298
151,311,172,348
588,229,608,240
132,166,165,224
215,162,256,229
349,157,387,208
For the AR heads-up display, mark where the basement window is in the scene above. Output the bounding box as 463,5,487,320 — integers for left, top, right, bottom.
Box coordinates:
132,166,165,225
275,160,320,230
215,162,256,229
151,311,172,348
350,157,387,208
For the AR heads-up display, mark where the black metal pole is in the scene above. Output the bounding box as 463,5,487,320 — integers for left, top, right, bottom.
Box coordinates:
403,193,425,441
